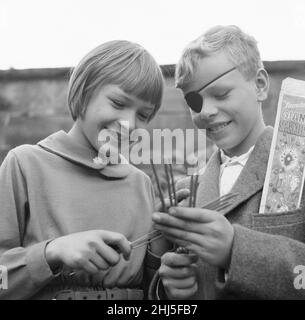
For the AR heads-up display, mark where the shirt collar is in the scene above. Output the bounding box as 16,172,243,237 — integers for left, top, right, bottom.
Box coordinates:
220,145,255,167
37,130,131,179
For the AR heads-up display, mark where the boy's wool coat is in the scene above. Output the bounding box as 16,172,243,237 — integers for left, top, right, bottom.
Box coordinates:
151,126,305,299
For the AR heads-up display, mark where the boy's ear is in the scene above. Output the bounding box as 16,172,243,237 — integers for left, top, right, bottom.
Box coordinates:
255,68,269,102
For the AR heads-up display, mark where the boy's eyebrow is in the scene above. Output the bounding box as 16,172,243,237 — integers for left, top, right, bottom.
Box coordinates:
196,66,236,94
205,83,232,91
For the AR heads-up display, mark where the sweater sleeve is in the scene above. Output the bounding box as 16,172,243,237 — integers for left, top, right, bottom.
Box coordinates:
216,222,305,299
0,151,55,299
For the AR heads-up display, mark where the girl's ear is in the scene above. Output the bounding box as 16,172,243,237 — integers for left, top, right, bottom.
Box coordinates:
255,68,270,102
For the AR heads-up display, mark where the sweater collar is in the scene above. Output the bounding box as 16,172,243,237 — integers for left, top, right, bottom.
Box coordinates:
37,130,131,179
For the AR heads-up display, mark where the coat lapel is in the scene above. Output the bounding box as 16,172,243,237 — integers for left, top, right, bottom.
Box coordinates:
196,150,221,208
196,126,274,215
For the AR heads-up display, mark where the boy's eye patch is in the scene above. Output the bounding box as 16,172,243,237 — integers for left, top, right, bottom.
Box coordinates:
184,66,237,112
185,89,231,113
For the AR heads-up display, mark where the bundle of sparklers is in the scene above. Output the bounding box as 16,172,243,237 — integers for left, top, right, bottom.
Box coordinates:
131,160,238,250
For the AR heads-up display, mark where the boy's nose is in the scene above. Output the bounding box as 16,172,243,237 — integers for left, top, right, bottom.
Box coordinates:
199,99,218,120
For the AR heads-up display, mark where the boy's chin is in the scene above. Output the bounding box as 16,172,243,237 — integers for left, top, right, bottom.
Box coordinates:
206,134,227,148
212,138,238,154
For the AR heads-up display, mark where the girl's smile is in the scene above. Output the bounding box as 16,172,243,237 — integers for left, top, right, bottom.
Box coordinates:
68,84,155,154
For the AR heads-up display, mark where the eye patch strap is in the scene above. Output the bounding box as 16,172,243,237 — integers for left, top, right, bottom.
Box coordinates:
195,66,237,93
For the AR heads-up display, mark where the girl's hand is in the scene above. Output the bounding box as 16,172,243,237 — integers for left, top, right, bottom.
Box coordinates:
45,230,131,274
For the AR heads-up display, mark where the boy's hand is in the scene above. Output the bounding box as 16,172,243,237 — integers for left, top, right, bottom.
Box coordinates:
45,230,131,274
153,207,234,269
159,252,198,299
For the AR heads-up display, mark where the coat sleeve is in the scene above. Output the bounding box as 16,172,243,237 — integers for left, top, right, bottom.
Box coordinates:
0,151,55,299
216,221,305,299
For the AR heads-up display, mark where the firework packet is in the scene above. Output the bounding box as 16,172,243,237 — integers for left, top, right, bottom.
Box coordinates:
259,77,305,213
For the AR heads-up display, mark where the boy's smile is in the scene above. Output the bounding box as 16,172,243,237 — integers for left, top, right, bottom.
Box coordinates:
185,51,268,157
206,120,233,133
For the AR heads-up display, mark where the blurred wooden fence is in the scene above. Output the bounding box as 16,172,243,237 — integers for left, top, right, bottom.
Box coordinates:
1,61,305,167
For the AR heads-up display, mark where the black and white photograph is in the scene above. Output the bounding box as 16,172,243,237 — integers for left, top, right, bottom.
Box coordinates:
1,0,305,307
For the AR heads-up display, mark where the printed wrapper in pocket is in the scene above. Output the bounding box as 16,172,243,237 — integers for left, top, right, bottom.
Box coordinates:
260,77,305,213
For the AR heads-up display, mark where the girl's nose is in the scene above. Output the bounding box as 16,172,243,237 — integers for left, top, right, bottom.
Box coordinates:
120,111,136,131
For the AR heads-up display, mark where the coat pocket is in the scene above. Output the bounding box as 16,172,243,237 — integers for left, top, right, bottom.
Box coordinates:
251,209,305,242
